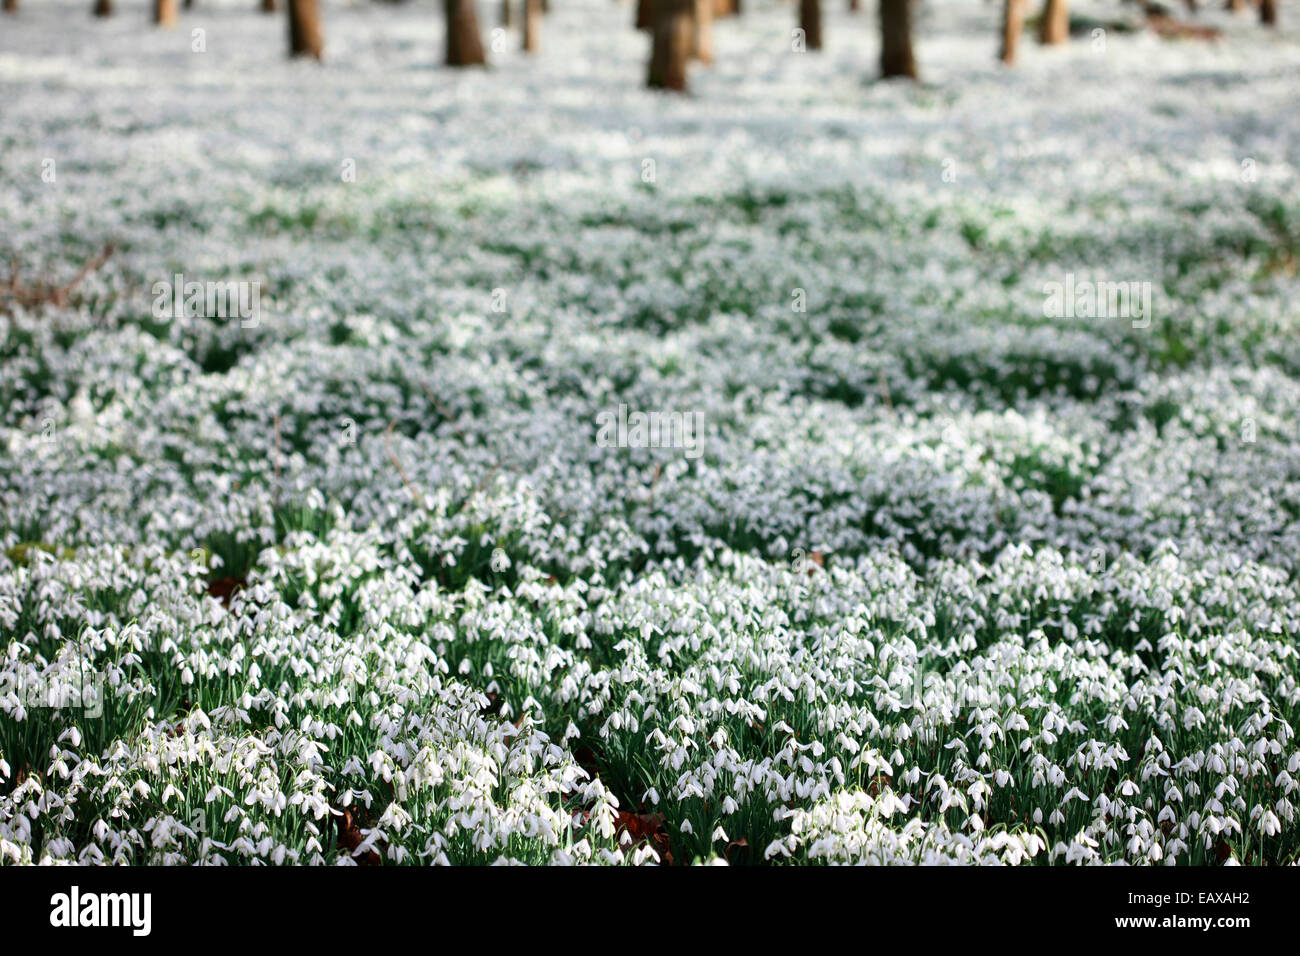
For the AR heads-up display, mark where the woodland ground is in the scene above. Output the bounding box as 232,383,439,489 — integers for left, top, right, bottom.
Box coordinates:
1,0,1299,864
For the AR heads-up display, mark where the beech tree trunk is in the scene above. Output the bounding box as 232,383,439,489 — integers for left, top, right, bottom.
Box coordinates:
647,0,691,91
800,0,821,49
93,0,112,16
880,0,917,78
636,0,654,29
445,0,486,65
1260,0,1276,23
692,0,714,61
1000,0,1024,63
288,0,324,58
1038,0,1068,43
523,0,541,50
154,0,178,25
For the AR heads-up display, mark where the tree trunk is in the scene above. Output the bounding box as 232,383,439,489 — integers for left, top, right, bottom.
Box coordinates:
523,0,541,50
1260,0,1276,22
3,0,16,13
262,0,277,12
154,0,178,25
713,0,733,16
636,0,654,29
880,0,917,78
799,0,821,49
445,0,486,65
647,0,691,91
1038,0,1068,43
288,0,324,58
502,0,513,27
93,0,112,16
999,0,1024,63
848,0,859,10
1227,0,1247,11
692,0,714,61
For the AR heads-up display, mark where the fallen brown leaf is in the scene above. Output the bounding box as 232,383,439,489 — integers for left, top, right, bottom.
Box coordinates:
1147,14,1221,40
724,836,749,863
206,575,246,608
335,806,382,866
614,810,674,865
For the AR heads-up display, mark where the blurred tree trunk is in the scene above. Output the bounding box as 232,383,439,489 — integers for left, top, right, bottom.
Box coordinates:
1038,0,1068,43
999,0,1024,63
154,0,178,25
3,0,17,13
647,0,691,90
1260,0,1276,22
502,0,513,26
93,0,113,16
800,0,821,49
288,0,324,58
848,0,859,10
636,0,654,29
713,0,734,16
692,0,714,61
445,0,486,65
523,0,541,50
1227,0,1247,11
263,0,277,12
880,0,917,78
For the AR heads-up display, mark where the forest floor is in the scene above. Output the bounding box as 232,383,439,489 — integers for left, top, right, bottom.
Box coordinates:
2,0,1300,864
